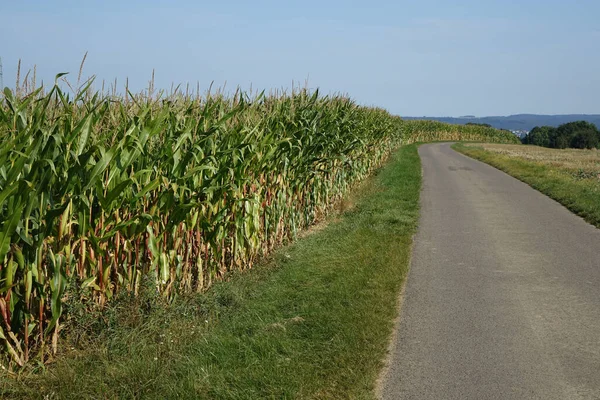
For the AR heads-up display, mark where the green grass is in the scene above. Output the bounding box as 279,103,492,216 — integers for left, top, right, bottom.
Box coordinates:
453,143,600,228
1,144,422,399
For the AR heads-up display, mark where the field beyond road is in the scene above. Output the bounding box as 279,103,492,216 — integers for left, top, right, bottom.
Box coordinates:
382,143,600,399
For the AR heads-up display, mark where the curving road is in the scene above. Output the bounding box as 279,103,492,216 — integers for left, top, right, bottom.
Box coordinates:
381,143,600,399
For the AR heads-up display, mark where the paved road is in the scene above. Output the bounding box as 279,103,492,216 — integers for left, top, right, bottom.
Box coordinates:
381,143,600,399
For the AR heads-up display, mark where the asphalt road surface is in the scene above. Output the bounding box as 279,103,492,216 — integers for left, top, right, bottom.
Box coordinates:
381,143,600,399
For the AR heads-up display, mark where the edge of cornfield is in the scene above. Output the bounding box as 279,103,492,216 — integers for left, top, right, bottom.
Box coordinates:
1,144,422,399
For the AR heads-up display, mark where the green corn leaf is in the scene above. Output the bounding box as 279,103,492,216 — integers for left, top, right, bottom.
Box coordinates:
74,114,94,157
0,182,19,206
135,178,160,199
83,149,114,192
104,179,133,206
0,200,24,262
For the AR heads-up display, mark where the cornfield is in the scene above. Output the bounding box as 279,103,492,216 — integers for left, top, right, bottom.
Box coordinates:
0,73,517,369
403,120,519,144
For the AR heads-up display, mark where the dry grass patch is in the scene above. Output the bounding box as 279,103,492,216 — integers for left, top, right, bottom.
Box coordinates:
464,143,600,180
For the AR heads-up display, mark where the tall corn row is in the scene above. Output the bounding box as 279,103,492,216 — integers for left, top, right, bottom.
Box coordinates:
403,120,520,144
0,83,407,368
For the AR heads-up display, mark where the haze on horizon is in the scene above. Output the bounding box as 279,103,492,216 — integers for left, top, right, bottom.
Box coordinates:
2,0,599,117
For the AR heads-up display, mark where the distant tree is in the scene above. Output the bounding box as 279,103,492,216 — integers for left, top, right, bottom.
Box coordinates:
570,129,599,149
465,122,492,128
525,126,554,147
528,121,600,149
555,121,600,149
554,134,570,149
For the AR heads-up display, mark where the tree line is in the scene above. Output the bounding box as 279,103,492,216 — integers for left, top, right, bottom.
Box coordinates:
465,122,493,128
522,121,600,149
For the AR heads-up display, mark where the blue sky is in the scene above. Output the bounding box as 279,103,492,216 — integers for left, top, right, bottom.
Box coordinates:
1,0,599,116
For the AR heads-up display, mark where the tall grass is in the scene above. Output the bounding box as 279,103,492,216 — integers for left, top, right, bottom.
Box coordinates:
0,70,517,369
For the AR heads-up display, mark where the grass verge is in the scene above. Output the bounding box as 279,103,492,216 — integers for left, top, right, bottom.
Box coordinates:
453,143,600,228
1,144,422,399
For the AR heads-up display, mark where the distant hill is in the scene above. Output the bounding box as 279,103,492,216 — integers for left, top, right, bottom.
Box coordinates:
403,115,600,131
